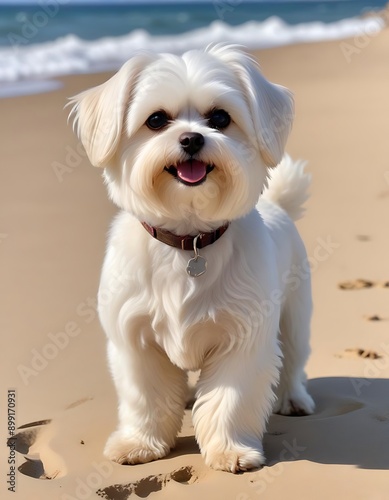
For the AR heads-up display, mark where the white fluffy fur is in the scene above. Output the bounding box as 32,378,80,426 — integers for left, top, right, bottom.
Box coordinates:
70,44,314,473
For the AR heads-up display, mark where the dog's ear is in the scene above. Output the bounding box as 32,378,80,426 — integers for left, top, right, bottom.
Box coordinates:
208,45,294,167
68,54,154,168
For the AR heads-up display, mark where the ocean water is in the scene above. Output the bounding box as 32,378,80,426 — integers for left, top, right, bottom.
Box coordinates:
0,0,387,96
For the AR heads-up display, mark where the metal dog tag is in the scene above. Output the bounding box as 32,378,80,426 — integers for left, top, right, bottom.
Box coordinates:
186,235,207,278
187,256,207,277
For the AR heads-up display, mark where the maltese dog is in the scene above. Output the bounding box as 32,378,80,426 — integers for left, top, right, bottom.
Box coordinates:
70,44,314,473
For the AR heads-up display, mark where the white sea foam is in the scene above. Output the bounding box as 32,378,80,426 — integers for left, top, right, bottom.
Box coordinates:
0,15,384,97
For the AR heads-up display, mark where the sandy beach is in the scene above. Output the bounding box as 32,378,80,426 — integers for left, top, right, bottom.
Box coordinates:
1,28,389,499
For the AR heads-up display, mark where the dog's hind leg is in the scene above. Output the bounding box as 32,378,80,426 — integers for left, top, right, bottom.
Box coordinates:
104,339,187,464
273,279,315,416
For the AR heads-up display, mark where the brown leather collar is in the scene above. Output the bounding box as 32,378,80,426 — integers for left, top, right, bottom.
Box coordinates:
141,221,230,251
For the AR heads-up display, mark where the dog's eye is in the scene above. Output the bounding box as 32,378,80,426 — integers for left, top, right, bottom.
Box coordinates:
207,109,231,130
146,111,169,130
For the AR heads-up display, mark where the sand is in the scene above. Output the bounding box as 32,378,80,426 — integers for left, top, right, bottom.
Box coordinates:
1,28,389,500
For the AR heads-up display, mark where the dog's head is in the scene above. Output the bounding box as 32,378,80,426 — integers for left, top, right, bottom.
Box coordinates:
69,45,294,233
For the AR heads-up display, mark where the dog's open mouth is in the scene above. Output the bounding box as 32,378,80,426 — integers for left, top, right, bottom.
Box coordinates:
164,160,214,186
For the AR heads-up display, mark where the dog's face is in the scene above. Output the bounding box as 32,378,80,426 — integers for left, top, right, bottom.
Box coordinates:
70,45,294,232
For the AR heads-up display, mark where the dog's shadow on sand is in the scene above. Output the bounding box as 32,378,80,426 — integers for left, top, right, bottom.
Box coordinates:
137,376,389,471
264,377,389,470
9,377,389,484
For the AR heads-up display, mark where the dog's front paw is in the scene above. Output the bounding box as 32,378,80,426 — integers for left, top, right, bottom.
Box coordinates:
104,430,170,465
204,446,265,473
274,385,315,416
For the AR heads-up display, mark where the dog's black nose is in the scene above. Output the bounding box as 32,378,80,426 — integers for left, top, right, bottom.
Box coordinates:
179,132,204,156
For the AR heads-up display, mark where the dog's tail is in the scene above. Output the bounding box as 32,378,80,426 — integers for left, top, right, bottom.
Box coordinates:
261,154,311,221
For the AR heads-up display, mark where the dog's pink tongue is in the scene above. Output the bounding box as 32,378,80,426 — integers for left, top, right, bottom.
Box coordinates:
176,160,207,184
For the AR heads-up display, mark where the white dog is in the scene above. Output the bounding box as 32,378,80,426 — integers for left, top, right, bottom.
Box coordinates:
70,44,314,473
